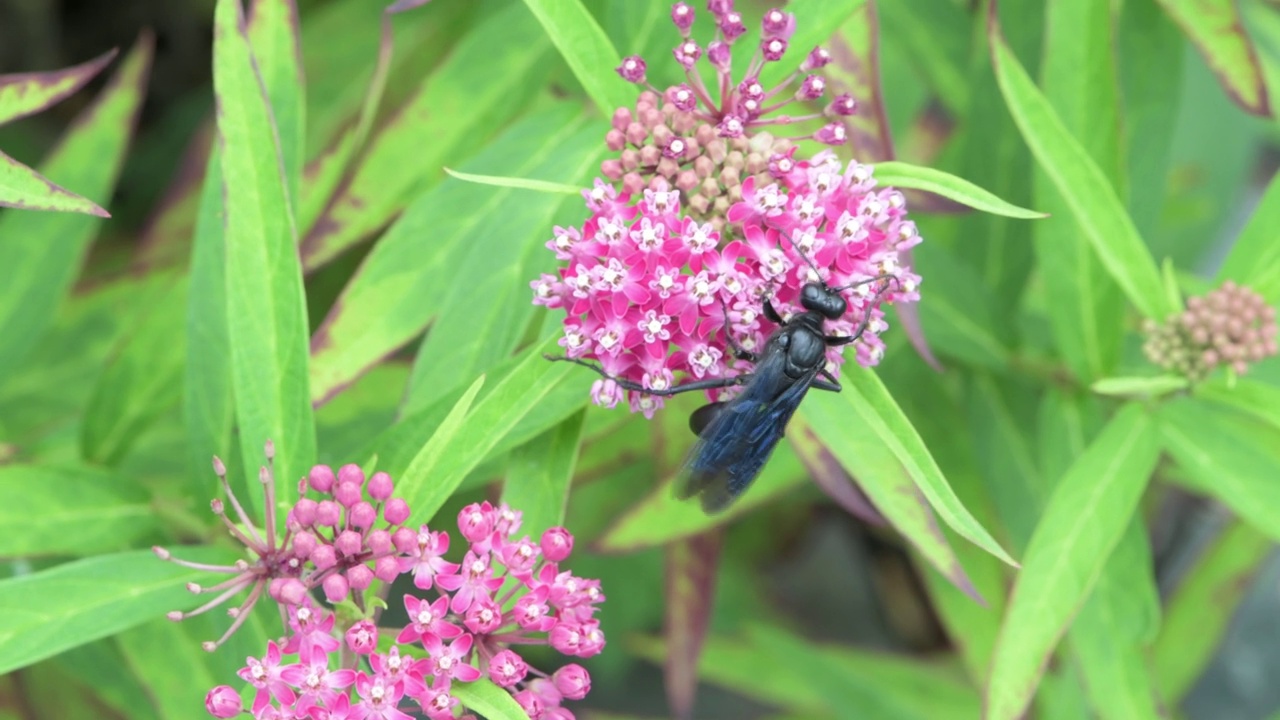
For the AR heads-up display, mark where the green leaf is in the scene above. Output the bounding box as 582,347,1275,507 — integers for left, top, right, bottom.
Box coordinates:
310,105,595,406
396,374,486,518
969,375,1047,552
300,3,554,270
501,410,585,540
0,547,232,674
912,245,1012,371
443,167,581,194
0,464,158,556
452,678,530,720
0,49,116,124
873,161,1046,219
183,151,234,485
985,403,1160,720
400,335,578,526
519,0,632,114
878,0,969,114
1090,375,1188,397
246,0,305,206
632,625,980,720
52,640,160,720
1194,376,1280,431
989,13,1174,321
830,366,1016,566
1031,0,1127,382
214,0,316,506
0,150,109,216
1068,520,1163,720
792,410,981,600
81,273,187,465
1159,396,1280,542
1217,167,1280,301
0,36,151,384
1152,518,1272,702
1155,0,1271,115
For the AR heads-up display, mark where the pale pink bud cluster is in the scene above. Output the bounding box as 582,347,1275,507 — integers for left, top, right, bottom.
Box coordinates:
532,150,922,415
1143,281,1278,381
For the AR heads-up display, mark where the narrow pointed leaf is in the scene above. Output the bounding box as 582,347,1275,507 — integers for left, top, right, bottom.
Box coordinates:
826,366,1016,566
519,0,632,114
214,0,315,503
0,150,109,216
985,403,1160,720
0,35,150,383
396,374,486,520
1194,376,1280,432
873,161,1046,219
0,547,232,674
793,411,981,601
989,11,1173,321
1217,167,1280,301
1090,375,1188,397
183,151,234,485
247,0,306,204
1155,0,1271,115
443,167,581,194
0,49,116,123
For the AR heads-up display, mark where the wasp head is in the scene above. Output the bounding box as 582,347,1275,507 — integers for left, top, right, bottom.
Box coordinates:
799,282,847,319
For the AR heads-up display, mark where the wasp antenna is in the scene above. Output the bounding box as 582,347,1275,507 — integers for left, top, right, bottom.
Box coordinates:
776,229,823,278
833,273,900,294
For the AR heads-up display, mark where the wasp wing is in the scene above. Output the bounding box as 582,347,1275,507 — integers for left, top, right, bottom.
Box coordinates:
675,348,816,513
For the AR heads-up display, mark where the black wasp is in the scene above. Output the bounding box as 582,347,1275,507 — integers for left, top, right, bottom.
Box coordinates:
547,242,898,513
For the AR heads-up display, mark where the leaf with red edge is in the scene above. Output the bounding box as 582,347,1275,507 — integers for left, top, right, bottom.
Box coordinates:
664,530,721,720
1156,0,1271,116
0,33,151,383
0,49,116,124
0,150,109,216
826,1,894,164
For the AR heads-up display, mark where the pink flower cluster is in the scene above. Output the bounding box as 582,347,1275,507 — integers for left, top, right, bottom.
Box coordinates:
161,448,603,719
531,150,922,416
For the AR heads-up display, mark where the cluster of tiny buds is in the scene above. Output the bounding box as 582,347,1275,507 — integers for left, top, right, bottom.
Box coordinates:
1143,281,1278,381
609,1,856,228
154,445,412,652
603,91,794,229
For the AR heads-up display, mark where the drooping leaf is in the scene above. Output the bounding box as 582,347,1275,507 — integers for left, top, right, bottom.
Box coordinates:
873,161,1046,219
0,150,109,217
985,403,1160,720
1155,0,1271,116
989,8,1174,322
396,374,486,524
0,546,232,674
0,35,151,384
213,0,315,508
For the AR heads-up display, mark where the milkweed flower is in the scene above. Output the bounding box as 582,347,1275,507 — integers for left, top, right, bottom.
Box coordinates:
534,1,921,416
534,149,922,416
158,447,604,719
1143,281,1278,381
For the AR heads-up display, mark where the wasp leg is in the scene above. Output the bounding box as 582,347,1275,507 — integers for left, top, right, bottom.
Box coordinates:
717,298,759,362
811,370,842,393
545,355,751,397
762,297,784,324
